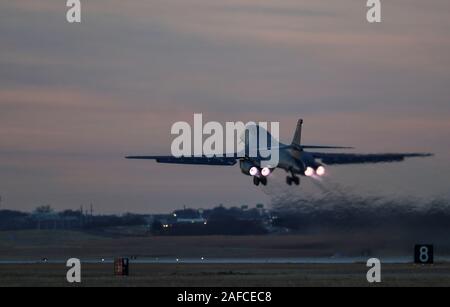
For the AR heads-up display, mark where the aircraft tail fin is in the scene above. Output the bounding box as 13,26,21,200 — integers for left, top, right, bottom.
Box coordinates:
291,119,352,150
291,119,303,147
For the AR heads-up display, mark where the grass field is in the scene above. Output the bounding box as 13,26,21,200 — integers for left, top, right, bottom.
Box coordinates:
1,263,449,287
0,229,442,260
1,230,449,286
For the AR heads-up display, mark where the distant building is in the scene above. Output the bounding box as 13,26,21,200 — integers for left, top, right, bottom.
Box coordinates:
172,209,206,224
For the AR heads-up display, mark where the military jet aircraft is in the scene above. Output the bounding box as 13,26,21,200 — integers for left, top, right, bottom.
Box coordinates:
126,119,432,186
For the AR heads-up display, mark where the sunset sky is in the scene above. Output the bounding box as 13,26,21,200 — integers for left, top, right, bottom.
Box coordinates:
1,0,449,213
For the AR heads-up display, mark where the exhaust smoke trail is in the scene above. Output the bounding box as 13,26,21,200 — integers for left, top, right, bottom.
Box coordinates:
262,174,450,255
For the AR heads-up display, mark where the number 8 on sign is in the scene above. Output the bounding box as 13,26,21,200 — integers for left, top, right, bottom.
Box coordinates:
415,244,433,264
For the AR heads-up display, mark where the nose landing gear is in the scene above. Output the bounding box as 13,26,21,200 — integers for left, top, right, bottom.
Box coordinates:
286,175,300,186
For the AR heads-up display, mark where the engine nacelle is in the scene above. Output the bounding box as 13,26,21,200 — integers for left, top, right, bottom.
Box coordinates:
240,160,258,176
303,162,326,177
315,165,326,176
240,160,275,177
261,167,272,177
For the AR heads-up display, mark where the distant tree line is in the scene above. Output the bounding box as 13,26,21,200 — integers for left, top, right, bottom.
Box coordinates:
1,204,275,235
0,206,147,231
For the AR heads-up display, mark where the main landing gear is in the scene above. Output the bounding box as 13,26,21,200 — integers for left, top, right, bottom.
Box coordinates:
253,176,267,186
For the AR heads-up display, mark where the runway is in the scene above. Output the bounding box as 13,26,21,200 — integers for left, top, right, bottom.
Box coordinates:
1,256,450,265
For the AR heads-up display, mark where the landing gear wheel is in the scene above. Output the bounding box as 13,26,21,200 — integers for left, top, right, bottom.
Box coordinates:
253,176,260,186
260,177,267,186
293,176,300,186
286,176,292,185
